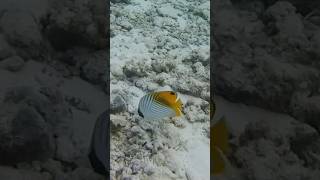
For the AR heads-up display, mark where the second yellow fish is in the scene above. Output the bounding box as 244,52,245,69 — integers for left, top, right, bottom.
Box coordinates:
210,96,230,176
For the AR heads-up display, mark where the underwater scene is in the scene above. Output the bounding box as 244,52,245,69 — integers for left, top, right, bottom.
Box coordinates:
0,0,107,180
212,0,320,180
110,0,210,179
0,0,319,180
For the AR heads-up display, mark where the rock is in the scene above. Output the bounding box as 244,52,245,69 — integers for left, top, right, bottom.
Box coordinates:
118,20,133,31
0,0,49,20
90,0,108,49
185,105,209,123
42,159,64,175
0,35,14,60
311,31,320,56
239,121,271,146
151,59,176,73
212,0,320,142
122,167,132,176
285,0,320,15
123,60,151,78
214,7,243,40
65,96,90,113
265,1,296,19
121,176,133,180
143,164,155,176
0,11,43,58
111,95,127,113
0,85,75,165
80,52,107,85
152,140,164,152
290,94,320,131
130,159,143,174
32,86,72,136
0,11,42,45
31,161,42,172
55,135,80,163
111,0,131,4
290,122,320,169
16,162,33,171
0,55,25,72
44,0,107,50
157,5,181,19
130,126,145,137
111,115,128,129
68,167,105,180
0,104,53,165
110,65,124,78
265,1,306,41
0,0,109,178
0,166,51,180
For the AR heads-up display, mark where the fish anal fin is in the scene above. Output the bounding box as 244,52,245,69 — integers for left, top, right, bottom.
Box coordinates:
211,146,225,175
212,117,229,153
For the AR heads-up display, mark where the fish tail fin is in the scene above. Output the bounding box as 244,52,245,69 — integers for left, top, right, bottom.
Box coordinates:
211,116,232,176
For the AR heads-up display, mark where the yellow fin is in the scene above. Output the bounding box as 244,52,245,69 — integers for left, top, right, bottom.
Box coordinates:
211,146,225,175
212,117,229,153
211,117,230,176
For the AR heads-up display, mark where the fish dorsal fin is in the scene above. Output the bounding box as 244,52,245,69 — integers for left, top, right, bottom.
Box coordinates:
153,91,182,116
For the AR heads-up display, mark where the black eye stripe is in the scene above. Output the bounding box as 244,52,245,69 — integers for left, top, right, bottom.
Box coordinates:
170,92,175,95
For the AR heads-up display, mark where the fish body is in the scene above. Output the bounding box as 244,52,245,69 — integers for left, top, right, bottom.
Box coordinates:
211,116,229,175
138,91,183,120
210,96,231,176
89,111,109,176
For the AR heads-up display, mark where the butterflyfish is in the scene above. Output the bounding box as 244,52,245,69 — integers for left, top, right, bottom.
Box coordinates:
210,96,231,176
89,111,109,176
138,91,183,120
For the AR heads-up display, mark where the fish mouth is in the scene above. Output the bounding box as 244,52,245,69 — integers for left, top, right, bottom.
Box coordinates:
138,108,144,118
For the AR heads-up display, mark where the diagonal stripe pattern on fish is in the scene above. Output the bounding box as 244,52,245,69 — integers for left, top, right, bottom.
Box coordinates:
138,91,183,120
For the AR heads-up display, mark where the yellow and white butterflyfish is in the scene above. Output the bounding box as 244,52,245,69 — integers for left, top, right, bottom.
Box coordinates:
138,91,183,120
210,97,233,177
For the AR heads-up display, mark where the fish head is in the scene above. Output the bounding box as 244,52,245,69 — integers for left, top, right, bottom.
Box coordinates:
154,91,183,116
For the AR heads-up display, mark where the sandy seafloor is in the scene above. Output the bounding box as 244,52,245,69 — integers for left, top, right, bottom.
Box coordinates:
0,0,108,179
0,0,319,180
111,0,320,180
212,1,320,180
110,0,210,179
